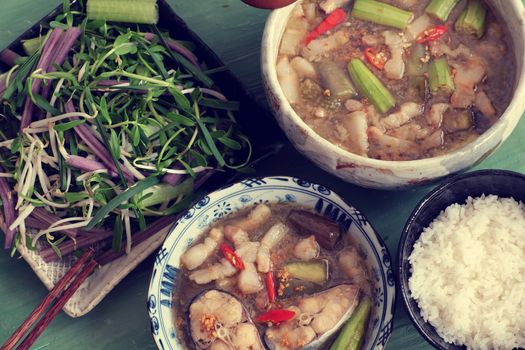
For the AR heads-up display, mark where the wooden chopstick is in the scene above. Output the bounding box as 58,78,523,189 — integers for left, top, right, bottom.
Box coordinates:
0,248,97,350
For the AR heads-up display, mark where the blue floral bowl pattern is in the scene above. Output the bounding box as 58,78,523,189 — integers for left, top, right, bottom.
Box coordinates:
147,176,396,350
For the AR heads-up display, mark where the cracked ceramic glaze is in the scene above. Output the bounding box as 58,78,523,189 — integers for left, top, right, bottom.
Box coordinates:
261,0,525,189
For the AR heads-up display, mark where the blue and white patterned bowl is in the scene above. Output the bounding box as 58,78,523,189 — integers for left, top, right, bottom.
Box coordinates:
147,176,396,350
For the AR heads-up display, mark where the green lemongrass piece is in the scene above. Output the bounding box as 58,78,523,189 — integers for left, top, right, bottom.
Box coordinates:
351,0,414,30
425,0,461,21
406,43,427,76
329,298,372,350
86,176,160,229
428,58,455,94
137,178,193,208
347,59,396,113
455,0,486,38
87,0,158,24
22,37,44,56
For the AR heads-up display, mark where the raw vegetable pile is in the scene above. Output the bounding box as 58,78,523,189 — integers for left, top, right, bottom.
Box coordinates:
0,0,251,262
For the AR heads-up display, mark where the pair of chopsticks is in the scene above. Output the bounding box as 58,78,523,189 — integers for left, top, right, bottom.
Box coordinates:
1,248,98,350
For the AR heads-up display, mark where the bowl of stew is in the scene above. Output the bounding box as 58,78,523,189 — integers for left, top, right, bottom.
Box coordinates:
147,176,395,350
261,0,525,189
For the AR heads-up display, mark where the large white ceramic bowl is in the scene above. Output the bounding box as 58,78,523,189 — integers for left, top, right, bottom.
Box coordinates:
147,176,396,350
261,0,525,189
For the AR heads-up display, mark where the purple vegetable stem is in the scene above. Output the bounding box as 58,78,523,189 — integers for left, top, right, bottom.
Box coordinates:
0,167,16,249
40,27,81,101
162,172,182,186
0,49,21,67
65,102,136,183
20,28,64,130
29,207,77,238
66,155,120,178
40,230,112,263
143,32,200,68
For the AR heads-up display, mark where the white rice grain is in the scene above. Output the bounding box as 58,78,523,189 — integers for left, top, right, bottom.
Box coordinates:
409,195,525,350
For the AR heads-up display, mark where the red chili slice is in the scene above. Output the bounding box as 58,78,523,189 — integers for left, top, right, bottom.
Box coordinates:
305,8,346,45
364,47,387,70
416,25,447,44
219,243,245,270
255,309,295,324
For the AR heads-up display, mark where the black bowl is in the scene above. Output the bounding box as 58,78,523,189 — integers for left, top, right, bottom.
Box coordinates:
397,169,525,350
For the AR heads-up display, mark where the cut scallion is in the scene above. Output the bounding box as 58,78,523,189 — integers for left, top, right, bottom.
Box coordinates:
425,0,461,21
455,0,487,38
351,0,414,30
87,0,159,24
347,59,396,113
428,58,455,94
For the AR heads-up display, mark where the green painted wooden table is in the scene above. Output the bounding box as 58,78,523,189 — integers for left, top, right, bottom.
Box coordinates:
0,1,524,349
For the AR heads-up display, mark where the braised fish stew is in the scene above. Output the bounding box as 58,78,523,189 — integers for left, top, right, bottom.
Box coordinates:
174,204,373,350
277,0,514,160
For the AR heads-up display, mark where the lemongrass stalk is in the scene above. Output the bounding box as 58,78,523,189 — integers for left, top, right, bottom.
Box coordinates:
351,0,414,29
455,0,486,38
87,0,159,24
347,59,396,113
425,0,461,21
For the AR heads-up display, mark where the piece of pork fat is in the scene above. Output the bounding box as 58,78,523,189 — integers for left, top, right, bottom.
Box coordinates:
428,41,471,59
388,122,432,141
450,57,486,108
339,111,369,156
276,56,300,104
474,90,496,117
368,126,420,160
291,56,318,79
302,30,350,61
320,0,350,13
381,102,423,129
383,31,405,80
426,103,449,128
405,14,432,42
279,5,308,56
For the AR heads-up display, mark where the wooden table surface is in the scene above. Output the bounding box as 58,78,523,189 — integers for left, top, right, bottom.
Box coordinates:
0,1,524,349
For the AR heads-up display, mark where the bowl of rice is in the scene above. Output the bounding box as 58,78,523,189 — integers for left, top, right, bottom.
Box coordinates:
397,169,525,350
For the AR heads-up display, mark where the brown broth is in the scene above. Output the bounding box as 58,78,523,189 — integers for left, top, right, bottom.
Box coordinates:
279,0,515,160
172,204,372,349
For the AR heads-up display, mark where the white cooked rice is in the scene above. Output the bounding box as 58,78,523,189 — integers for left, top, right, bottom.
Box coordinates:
409,195,525,350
